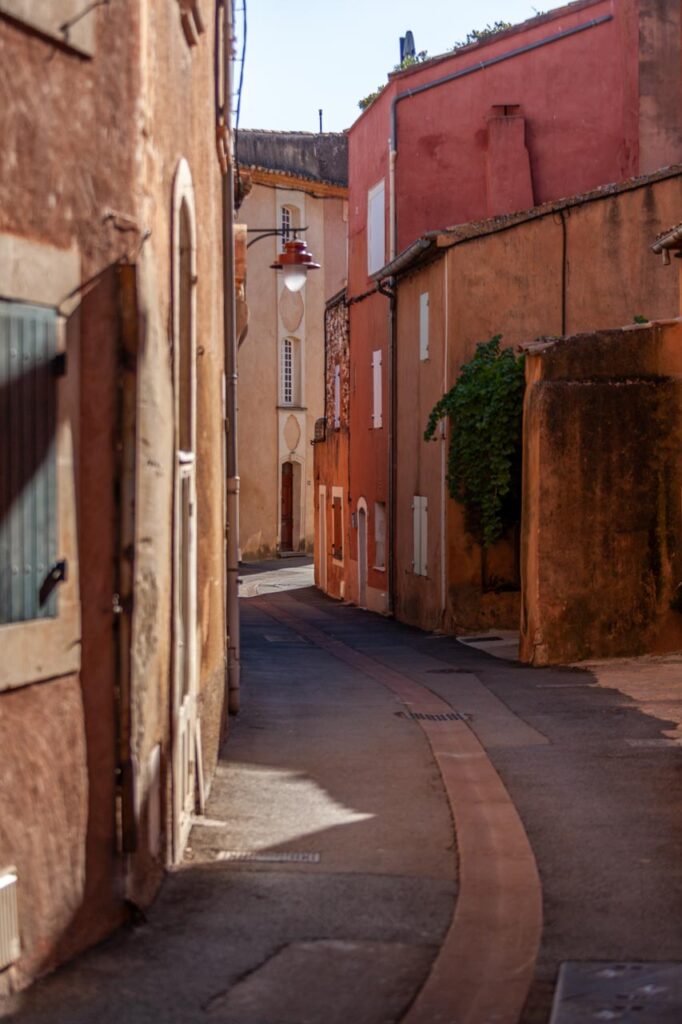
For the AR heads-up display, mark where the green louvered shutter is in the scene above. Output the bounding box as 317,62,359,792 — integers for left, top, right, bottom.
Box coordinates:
0,300,58,624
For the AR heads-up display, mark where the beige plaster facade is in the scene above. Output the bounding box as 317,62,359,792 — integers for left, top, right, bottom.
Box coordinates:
237,153,347,560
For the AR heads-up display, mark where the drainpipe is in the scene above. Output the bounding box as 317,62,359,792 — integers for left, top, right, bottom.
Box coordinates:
221,0,240,715
440,252,448,626
377,277,396,614
388,142,397,261
559,208,568,335
115,263,139,857
388,14,612,253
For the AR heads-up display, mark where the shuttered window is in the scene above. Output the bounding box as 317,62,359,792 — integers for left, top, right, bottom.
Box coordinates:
332,494,343,562
412,495,428,577
367,181,385,275
0,301,59,624
419,292,430,361
372,349,382,428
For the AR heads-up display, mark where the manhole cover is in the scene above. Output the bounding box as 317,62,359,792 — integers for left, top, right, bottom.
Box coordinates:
550,962,682,1022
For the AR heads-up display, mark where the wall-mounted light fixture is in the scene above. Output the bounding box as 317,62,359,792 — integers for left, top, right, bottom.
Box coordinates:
246,228,320,293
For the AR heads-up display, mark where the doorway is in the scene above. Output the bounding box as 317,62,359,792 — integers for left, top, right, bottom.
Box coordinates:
281,462,293,551
358,501,368,608
171,161,198,864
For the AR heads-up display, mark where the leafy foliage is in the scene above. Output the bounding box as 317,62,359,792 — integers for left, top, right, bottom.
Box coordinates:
358,51,430,111
452,20,513,48
424,337,526,547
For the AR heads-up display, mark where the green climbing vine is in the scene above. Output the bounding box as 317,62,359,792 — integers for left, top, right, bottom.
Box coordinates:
424,336,526,547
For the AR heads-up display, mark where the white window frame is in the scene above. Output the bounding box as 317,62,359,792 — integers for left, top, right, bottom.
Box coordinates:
281,336,300,406
372,349,383,429
281,206,292,250
419,291,430,361
367,180,386,276
412,495,428,577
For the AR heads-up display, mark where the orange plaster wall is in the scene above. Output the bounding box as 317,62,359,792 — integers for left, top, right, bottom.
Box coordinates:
394,173,682,636
521,322,682,664
394,261,447,631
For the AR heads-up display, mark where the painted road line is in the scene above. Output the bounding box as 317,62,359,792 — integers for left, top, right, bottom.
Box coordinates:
249,596,542,1024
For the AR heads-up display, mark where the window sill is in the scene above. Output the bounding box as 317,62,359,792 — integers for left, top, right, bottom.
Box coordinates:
278,405,307,411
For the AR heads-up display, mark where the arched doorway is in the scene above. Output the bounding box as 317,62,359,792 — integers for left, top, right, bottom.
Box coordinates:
171,159,198,863
281,462,293,551
357,499,368,608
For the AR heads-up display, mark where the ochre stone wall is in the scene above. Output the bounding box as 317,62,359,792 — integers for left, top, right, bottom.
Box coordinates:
521,322,682,664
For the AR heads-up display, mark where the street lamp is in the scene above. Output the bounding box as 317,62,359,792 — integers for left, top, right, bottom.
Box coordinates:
246,228,320,292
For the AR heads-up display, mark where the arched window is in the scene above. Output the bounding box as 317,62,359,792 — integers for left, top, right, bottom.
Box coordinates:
281,337,300,406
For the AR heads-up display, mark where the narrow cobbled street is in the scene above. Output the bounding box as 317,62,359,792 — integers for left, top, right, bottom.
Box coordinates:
4,563,682,1023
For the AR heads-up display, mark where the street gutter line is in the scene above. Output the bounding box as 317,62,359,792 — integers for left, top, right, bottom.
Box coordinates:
249,596,542,1024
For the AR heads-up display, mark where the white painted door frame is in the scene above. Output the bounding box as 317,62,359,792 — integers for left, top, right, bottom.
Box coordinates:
171,159,199,864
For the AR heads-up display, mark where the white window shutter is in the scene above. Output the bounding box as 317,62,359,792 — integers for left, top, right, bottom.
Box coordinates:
372,349,382,428
419,292,429,361
412,495,428,575
367,181,385,275
420,496,428,576
412,498,420,572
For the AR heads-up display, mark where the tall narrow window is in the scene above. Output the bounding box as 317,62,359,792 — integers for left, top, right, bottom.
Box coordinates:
412,495,428,576
281,206,292,250
0,301,58,624
372,349,382,428
419,292,430,361
374,502,386,570
281,337,300,406
280,204,300,251
367,181,385,275
332,493,343,562
333,364,341,428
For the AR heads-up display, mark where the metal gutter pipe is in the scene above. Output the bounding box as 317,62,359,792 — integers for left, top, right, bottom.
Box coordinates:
377,277,396,615
388,14,612,255
222,0,240,716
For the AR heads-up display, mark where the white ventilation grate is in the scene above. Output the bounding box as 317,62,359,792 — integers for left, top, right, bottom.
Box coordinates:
0,869,20,970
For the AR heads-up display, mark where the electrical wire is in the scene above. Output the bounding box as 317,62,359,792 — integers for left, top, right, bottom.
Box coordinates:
233,0,247,208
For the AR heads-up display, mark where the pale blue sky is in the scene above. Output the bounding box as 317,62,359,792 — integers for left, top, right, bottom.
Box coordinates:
237,0,568,133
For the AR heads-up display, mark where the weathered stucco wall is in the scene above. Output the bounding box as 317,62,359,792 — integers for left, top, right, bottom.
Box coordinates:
521,321,682,664
0,2,138,987
0,0,228,988
393,171,682,635
0,675,88,989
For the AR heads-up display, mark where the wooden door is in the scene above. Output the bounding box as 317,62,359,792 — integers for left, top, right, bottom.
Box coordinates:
281,462,293,550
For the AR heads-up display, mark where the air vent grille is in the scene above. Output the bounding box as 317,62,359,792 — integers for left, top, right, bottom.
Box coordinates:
0,869,20,970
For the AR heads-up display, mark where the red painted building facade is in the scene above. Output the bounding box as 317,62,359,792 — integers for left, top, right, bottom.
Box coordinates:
341,0,682,613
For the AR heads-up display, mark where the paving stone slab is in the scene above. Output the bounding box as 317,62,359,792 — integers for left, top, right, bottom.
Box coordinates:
550,962,682,1023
